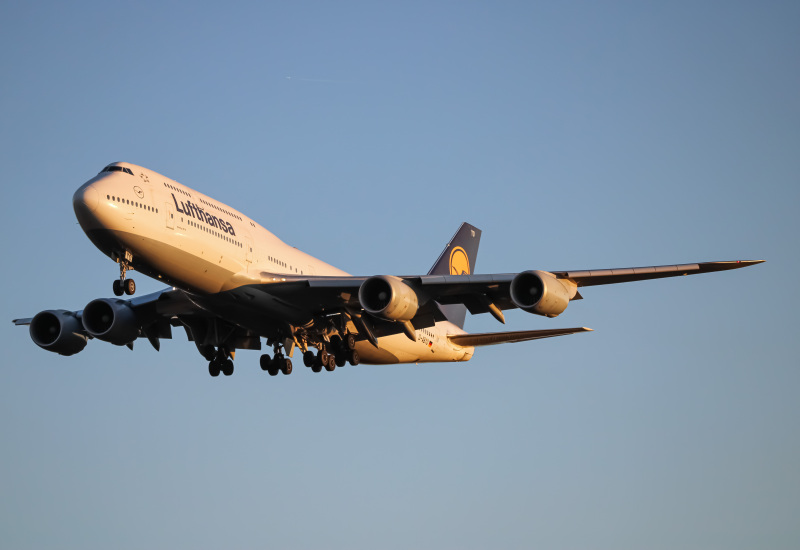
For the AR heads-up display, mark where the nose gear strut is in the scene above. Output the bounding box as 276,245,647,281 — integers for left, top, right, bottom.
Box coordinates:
112,250,136,296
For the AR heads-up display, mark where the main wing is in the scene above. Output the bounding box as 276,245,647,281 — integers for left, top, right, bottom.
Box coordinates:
13,259,762,359
13,288,256,357
252,259,763,328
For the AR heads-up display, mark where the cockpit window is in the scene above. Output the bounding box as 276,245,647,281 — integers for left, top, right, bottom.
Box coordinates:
100,165,134,175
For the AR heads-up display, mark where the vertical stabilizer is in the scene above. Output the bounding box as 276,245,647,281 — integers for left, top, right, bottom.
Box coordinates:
427,222,482,328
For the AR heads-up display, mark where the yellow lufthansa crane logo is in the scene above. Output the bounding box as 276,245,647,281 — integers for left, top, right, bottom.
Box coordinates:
449,246,470,275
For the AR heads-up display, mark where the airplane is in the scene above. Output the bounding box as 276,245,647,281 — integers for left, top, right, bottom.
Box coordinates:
13,162,763,377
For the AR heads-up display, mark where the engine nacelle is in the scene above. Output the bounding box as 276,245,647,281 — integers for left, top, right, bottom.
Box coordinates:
29,310,89,356
81,298,140,345
359,275,419,321
509,270,572,318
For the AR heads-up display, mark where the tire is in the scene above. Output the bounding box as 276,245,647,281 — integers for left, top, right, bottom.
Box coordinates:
348,349,360,366
124,279,136,295
222,359,234,376
281,359,292,375
303,351,315,367
311,361,322,373
325,355,336,372
268,365,280,376
208,361,221,377
344,333,356,350
260,354,272,371
112,280,123,296
335,351,347,367
317,348,329,366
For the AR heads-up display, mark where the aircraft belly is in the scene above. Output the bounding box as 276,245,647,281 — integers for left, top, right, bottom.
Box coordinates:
353,342,401,364
108,229,241,294
355,333,470,364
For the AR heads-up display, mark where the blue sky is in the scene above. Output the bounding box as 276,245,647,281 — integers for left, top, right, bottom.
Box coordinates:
1,1,798,548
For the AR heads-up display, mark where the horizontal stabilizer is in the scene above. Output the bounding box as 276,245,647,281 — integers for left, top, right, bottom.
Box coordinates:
448,327,592,347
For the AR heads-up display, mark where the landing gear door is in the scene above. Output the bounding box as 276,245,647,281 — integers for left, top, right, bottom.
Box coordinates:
165,203,174,229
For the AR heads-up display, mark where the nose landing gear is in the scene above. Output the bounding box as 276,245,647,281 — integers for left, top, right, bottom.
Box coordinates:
112,278,136,296
112,251,136,296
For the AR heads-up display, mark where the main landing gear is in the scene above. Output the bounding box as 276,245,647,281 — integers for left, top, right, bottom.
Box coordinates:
303,333,360,373
259,343,293,377
203,332,360,379
208,348,234,377
204,343,293,379
112,251,136,296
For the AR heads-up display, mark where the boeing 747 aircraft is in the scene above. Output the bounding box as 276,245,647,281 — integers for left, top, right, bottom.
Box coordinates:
13,162,762,377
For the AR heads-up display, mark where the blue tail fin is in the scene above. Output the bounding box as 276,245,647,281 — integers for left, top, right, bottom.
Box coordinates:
428,222,482,329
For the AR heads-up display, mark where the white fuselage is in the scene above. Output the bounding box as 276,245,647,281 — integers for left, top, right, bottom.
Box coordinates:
73,162,474,364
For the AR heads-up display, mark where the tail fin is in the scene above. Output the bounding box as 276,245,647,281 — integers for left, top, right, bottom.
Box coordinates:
428,222,482,328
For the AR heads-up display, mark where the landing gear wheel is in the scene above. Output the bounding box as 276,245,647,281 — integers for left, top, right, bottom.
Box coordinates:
209,361,221,377
325,355,336,372
222,359,234,376
335,350,347,367
269,354,283,376
124,278,136,296
311,361,322,373
112,279,124,296
281,359,292,375
317,348,329,366
303,351,315,367
344,333,356,350
348,349,360,366
260,354,272,371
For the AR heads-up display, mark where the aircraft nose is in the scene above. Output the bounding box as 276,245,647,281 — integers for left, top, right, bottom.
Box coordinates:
73,184,99,214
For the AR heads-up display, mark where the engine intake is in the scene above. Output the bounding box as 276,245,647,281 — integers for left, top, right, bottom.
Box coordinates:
359,275,419,321
29,310,89,356
81,298,140,345
510,270,571,318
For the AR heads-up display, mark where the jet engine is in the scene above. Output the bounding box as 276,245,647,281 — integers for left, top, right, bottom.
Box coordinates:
359,275,419,321
29,310,89,356
509,270,571,318
81,298,140,345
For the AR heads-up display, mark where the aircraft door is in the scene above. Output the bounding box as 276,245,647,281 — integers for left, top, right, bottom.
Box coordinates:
165,203,174,229
244,237,253,264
